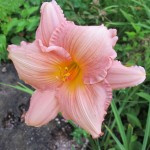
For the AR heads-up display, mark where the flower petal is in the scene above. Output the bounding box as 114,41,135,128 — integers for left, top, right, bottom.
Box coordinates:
57,80,112,138
8,40,71,90
109,29,118,47
36,0,66,46
83,57,112,84
106,60,146,89
25,89,59,127
50,22,117,84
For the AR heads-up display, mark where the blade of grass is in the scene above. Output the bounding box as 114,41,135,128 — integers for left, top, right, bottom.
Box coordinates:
142,102,150,150
104,87,139,149
120,9,134,23
105,125,126,150
104,5,119,11
111,100,128,149
131,0,150,19
0,82,33,94
137,92,150,102
106,22,130,26
96,139,101,150
88,137,99,150
17,82,34,91
127,124,133,150
88,138,101,150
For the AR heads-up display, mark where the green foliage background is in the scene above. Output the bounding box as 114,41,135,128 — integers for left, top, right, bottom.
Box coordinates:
0,0,150,149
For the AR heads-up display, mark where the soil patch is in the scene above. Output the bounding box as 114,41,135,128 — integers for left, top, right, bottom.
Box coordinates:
0,63,84,150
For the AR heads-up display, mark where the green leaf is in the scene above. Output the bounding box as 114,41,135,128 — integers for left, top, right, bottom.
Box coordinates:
111,100,128,149
2,18,19,35
131,0,150,19
105,125,126,150
0,0,24,20
0,34,7,62
131,23,141,33
130,141,142,150
125,31,136,39
142,102,150,150
127,124,133,148
0,82,33,95
21,6,39,18
15,20,27,33
26,17,39,31
126,113,142,128
137,92,150,102
120,9,134,23
131,135,138,142
0,34,6,48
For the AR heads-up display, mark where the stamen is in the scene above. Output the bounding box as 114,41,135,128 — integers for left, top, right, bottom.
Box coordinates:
65,67,68,71
64,72,70,77
62,72,71,82
56,62,80,82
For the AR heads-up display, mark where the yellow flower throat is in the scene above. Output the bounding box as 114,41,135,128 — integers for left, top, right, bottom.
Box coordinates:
57,62,80,82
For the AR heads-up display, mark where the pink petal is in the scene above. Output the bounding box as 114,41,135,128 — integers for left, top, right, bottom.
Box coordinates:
57,80,112,138
50,22,117,84
38,39,71,59
36,0,66,46
109,29,118,47
106,60,146,89
8,40,71,90
83,57,112,84
25,89,59,127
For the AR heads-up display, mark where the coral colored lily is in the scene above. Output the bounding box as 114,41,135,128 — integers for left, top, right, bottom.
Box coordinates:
8,0,146,138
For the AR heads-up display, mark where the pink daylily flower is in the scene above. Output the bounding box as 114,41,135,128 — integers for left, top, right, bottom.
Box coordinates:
7,0,146,138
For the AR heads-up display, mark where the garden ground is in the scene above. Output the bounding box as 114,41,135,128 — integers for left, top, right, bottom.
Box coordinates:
0,63,86,150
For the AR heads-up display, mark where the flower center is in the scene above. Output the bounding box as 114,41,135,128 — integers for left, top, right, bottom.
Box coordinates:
57,62,80,82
